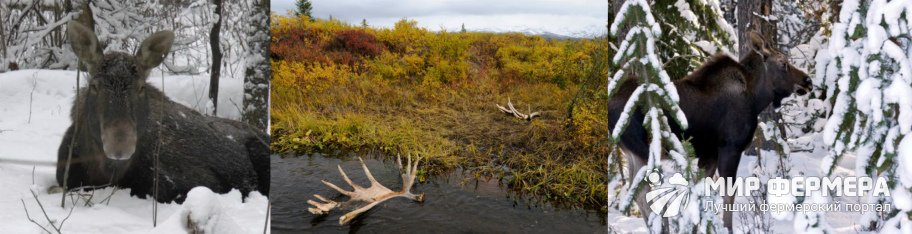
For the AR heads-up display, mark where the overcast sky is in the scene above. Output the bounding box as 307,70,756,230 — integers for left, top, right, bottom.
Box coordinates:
272,0,608,37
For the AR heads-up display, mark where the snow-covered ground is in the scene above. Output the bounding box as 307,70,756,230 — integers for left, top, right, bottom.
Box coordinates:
605,145,870,233
0,69,268,233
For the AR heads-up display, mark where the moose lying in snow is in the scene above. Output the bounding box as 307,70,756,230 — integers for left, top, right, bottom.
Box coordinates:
608,32,812,230
56,22,269,203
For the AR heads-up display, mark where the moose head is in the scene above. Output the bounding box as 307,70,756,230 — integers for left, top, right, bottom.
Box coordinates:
744,31,812,108
68,22,174,161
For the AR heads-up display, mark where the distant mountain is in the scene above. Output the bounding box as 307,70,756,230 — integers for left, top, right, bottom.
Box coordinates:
469,27,589,40
534,31,576,40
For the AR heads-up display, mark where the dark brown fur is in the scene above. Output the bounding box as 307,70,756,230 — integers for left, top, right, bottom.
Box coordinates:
57,22,269,203
608,32,811,230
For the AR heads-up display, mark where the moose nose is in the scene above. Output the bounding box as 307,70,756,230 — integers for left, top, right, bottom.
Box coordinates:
101,121,138,160
112,151,128,159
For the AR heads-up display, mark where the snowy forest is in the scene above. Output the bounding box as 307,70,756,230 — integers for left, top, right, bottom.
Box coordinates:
0,0,269,127
607,0,912,233
0,0,269,232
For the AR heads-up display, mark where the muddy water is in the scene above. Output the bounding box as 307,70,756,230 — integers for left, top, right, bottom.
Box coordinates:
271,154,606,233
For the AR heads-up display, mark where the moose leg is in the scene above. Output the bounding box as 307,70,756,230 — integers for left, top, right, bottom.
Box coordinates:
717,144,743,232
245,136,270,196
623,148,655,229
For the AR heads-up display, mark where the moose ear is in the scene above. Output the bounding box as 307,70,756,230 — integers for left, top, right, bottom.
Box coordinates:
135,31,174,74
68,22,103,74
748,31,769,57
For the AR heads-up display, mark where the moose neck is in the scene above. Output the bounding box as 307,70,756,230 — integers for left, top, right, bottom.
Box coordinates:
740,54,777,117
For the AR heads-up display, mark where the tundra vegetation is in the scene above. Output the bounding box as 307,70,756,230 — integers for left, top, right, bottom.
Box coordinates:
270,15,610,211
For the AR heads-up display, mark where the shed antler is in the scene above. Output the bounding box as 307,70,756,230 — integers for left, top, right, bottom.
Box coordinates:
307,154,425,225
496,98,541,121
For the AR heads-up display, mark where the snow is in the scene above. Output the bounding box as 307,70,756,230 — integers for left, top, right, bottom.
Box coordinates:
0,69,267,233
886,81,912,135
899,135,912,188
609,0,661,37
151,188,262,234
694,40,718,54
607,0,912,231
674,0,700,27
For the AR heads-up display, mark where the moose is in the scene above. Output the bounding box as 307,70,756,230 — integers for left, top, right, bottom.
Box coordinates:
608,32,812,230
56,22,269,203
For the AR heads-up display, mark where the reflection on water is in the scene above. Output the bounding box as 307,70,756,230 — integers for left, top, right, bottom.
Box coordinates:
271,154,606,233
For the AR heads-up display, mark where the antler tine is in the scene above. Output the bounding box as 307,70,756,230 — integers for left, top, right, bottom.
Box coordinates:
402,154,420,192
321,180,354,196
358,157,383,187
307,198,337,215
313,194,332,202
397,154,403,171
407,154,414,176
412,155,420,178
495,103,511,114
337,164,361,190
339,196,394,225
507,99,526,119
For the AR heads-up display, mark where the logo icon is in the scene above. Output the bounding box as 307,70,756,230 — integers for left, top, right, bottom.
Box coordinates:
644,169,690,217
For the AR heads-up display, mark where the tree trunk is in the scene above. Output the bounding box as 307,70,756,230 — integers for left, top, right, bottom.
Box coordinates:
737,0,777,57
1,3,7,69
209,0,223,116
242,0,270,132
608,0,626,45
737,0,781,155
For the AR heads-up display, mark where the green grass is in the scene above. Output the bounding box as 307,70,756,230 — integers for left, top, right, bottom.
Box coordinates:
271,75,610,211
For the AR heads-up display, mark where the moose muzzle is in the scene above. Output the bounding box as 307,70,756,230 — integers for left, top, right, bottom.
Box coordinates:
100,119,137,160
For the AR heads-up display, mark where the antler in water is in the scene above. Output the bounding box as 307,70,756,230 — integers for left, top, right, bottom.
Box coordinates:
307,154,424,225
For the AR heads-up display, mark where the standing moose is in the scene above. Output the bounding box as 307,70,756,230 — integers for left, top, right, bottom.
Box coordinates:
57,22,269,203
608,32,812,230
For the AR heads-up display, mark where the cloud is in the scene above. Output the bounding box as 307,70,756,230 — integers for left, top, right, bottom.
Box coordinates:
272,0,607,37
668,173,688,186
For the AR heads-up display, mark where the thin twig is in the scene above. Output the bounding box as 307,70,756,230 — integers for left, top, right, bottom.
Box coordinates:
81,188,95,207
59,196,76,231
28,72,37,124
21,199,54,234
62,65,81,208
102,166,119,205
153,68,165,226
262,202,270,234
31,181,59,233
